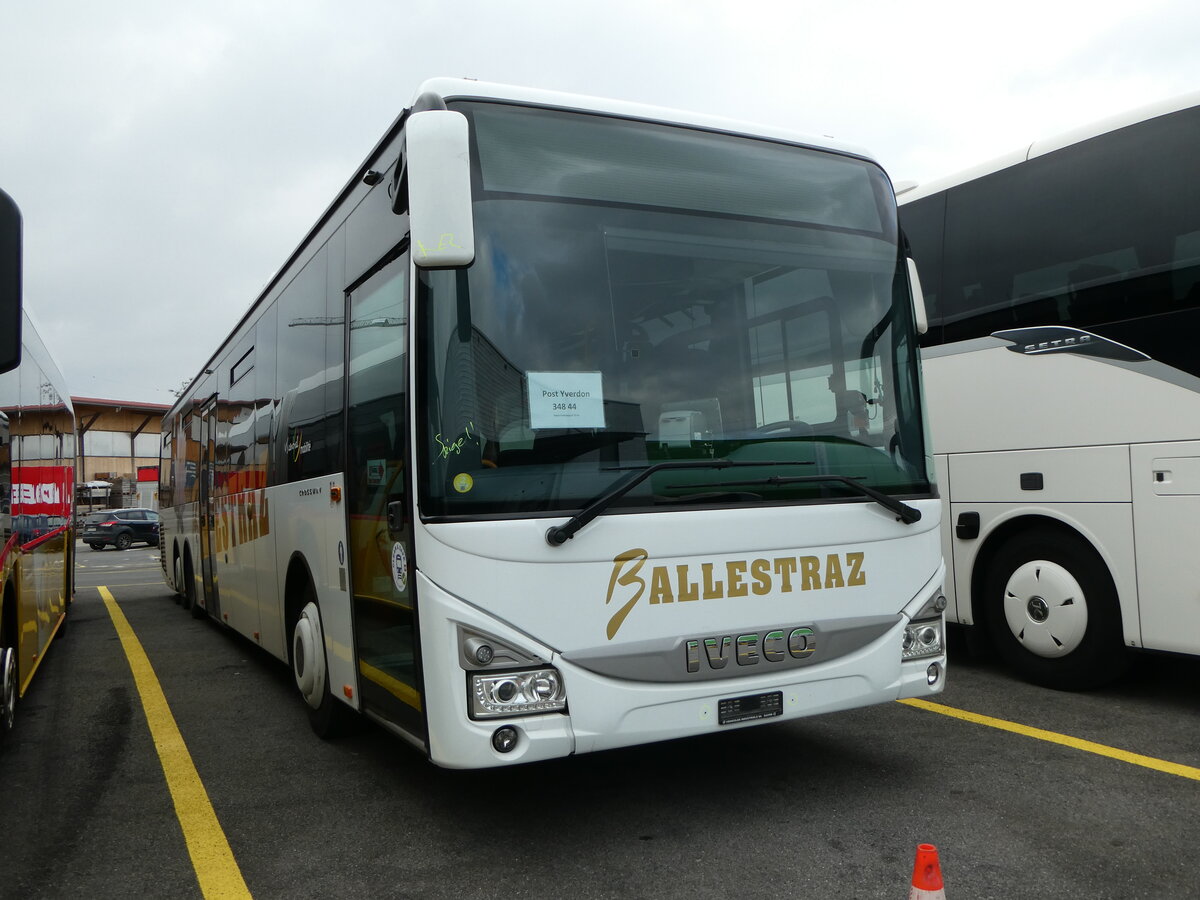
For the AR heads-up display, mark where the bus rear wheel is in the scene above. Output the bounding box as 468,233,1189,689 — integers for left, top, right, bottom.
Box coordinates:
173,555,185,605
291,594,354,738
983,529,1128,690
185,559,205,619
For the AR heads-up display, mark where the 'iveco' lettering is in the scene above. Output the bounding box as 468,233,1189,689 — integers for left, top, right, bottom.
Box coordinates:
685,627,816,673
604,548,866,639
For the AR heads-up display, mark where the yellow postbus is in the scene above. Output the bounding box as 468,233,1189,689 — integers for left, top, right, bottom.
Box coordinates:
1,187,76,738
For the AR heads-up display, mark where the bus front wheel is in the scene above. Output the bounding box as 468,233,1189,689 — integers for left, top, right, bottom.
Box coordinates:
983,529,1128,690
291,594,353,738
1,646,17,738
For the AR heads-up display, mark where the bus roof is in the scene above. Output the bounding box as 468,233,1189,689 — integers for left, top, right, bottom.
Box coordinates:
897,88,1200,204
417,77,873,161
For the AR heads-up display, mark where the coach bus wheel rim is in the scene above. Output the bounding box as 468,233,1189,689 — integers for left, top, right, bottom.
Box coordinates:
1,648,16,734
173,556,185,605
1000,559,1089,659
292,600,327,711
983,528,1127,690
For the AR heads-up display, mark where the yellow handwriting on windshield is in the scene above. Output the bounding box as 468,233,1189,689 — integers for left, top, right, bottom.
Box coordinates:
435,422,476,459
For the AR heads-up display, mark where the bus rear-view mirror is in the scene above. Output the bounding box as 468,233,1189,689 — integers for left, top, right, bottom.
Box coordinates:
406,110,476,269
907,257,929,335
0,188,22,374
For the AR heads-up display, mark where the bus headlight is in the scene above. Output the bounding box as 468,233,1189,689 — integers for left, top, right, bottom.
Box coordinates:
470,668,567,719
902,618,944,660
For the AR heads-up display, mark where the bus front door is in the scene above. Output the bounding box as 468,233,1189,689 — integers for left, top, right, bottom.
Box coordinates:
345,251,425,741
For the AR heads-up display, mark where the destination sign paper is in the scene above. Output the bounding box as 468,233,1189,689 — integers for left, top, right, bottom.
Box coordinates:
528,371,606,429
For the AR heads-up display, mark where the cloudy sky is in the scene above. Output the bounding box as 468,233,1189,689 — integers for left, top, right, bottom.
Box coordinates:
3,0,1199,405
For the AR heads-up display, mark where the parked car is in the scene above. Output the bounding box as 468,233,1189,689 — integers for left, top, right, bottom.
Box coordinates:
82,508,160,551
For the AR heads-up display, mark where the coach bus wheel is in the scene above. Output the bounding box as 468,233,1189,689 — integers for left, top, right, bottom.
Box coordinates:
187,562,205,619
291,593,353,739
1,647,17,738
173,556,185,605
114,532,133,551
983,529,1128,690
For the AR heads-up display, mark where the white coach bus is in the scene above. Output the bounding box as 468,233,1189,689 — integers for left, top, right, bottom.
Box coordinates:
159,78,945,768
898,92,1200,690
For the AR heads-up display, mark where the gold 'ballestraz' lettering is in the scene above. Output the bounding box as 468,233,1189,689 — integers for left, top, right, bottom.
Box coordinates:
605,549,648,639
605,548,869,639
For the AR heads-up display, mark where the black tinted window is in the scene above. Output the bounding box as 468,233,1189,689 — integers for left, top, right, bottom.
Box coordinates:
274,248,344,483
919,105,1200,344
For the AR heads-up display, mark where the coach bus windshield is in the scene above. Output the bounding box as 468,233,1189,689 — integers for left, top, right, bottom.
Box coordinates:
417,102,932,519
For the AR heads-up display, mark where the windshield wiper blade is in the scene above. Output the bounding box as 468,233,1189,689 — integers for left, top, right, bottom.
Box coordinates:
658,490,765,504
545,459,790,546
702,474,922,524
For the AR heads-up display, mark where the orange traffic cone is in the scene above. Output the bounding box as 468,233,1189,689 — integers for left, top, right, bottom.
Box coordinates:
908,843,946,899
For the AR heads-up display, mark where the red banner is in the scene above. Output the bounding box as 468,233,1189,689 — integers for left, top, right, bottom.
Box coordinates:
11,465,75,517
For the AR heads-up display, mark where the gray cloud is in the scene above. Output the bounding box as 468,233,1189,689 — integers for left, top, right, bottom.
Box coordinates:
3,0,1198,403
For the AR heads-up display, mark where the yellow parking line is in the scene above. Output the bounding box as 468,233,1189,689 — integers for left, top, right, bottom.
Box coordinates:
83,581,168,587
900,698,1200,781
99,586,253,898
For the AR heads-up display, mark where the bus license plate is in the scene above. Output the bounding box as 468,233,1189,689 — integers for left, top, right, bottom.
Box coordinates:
718,691,783,725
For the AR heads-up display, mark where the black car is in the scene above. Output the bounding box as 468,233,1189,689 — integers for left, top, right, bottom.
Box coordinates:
82,508,160,551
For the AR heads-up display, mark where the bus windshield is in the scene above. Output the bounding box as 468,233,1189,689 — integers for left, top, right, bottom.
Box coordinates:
418,102,932,519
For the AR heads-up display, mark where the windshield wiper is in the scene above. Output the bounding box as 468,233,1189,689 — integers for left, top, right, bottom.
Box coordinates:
545,459,794,546
702,474,922,524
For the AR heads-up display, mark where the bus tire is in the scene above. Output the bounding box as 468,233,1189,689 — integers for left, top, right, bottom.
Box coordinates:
1,646,16,739
291,592,353,739
983,528,1128,690
187,560,205,620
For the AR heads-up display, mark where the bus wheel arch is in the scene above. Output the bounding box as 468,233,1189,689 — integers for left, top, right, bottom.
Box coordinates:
972,516,1128,690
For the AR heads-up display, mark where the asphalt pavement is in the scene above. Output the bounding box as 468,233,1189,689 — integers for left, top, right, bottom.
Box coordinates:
1,542,1197,899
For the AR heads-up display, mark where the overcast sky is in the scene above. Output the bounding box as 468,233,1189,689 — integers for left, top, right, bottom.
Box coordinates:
4,0,1199,406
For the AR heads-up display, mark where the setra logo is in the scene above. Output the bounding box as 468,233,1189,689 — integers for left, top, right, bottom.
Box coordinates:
604,547,866,640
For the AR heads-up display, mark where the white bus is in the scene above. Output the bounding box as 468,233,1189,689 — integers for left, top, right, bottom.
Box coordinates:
2,188,77,738
159,79,946,768
898,92,1200,690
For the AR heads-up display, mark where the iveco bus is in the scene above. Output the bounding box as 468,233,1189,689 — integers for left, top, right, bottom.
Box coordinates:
160,79,945,767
